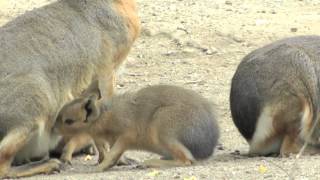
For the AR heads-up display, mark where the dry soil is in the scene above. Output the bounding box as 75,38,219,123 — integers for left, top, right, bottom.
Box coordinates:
1,0,320,179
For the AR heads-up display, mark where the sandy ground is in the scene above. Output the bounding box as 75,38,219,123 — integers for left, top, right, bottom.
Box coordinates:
1,0,320,179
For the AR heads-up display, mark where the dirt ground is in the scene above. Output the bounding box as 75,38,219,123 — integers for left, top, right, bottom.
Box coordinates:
1,0,320,179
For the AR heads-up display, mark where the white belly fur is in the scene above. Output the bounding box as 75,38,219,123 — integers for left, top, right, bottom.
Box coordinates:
14,120,61,164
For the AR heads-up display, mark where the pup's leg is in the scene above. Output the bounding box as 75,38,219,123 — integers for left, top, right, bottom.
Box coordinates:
94,139,109,164
0,126,61,178
143,139,194,168
96,136,128,172
96,136,137,166
60,133,94,164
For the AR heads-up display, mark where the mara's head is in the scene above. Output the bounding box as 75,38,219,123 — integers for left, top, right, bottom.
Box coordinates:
54,80,102,136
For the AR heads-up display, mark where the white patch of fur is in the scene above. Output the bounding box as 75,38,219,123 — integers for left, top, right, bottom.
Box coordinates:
0,130,20,149
67,91,74,101
299,103,312,143
249,107,281,155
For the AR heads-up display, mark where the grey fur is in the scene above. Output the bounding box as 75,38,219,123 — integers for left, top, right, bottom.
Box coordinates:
104,85,220,159
0,0,138,169
230,35,320,153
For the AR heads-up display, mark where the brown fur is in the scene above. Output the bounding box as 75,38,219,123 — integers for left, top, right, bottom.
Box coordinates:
55,81,219,171
0,0,140,178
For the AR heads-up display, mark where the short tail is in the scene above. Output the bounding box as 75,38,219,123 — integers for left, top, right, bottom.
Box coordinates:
179,109,219,160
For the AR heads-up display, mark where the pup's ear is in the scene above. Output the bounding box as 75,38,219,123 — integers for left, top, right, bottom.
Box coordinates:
82,80,102,99
83,94,100,122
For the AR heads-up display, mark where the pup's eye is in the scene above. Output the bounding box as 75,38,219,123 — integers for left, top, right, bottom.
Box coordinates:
65,119,75,125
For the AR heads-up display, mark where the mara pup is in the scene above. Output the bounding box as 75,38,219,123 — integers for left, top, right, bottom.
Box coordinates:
0,0,140,178
230,35,320,156
55,81,220,171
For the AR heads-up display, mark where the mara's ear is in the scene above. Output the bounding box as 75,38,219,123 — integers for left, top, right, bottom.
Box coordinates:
83,94,101,123
82,80,102,99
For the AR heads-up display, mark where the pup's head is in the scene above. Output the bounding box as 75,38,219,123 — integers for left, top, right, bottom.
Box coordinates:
54,80,102,136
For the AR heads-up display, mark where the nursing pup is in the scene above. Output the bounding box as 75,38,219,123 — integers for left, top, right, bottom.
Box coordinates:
230,35,320,156
0,0,140,178
55,81,220,171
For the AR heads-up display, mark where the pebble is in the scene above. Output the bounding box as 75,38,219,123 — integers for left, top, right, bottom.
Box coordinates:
141,27,157,37
182,47,199,54
225,1,232,5
203,47,218,55
290,27,298,32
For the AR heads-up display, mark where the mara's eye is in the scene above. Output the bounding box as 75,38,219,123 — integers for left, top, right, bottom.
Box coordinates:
65,119,75,125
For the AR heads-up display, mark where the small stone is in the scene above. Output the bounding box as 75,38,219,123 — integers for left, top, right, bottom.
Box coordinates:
117,84,124,88
182,47,198,54
290,27,298,32
141,27,157,37
203,47,218,55
217,146,224,151
137,54,144,58
225,1,232,5
229,34,244,43
173,174,181,179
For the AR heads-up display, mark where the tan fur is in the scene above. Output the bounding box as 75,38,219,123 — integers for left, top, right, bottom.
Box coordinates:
58,133,95,164
248,97,318,156
0,0,140,178
55,81,219,171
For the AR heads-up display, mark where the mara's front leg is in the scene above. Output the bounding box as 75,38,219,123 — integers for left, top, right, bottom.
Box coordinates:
98,70,116,99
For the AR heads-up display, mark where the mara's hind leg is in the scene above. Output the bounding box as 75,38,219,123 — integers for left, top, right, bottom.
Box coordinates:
0,126,61,178
7,159,61,178
280,134,302,157
276,96,319,157
143,139,194,168
0,127,34,177
280,133,320,157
